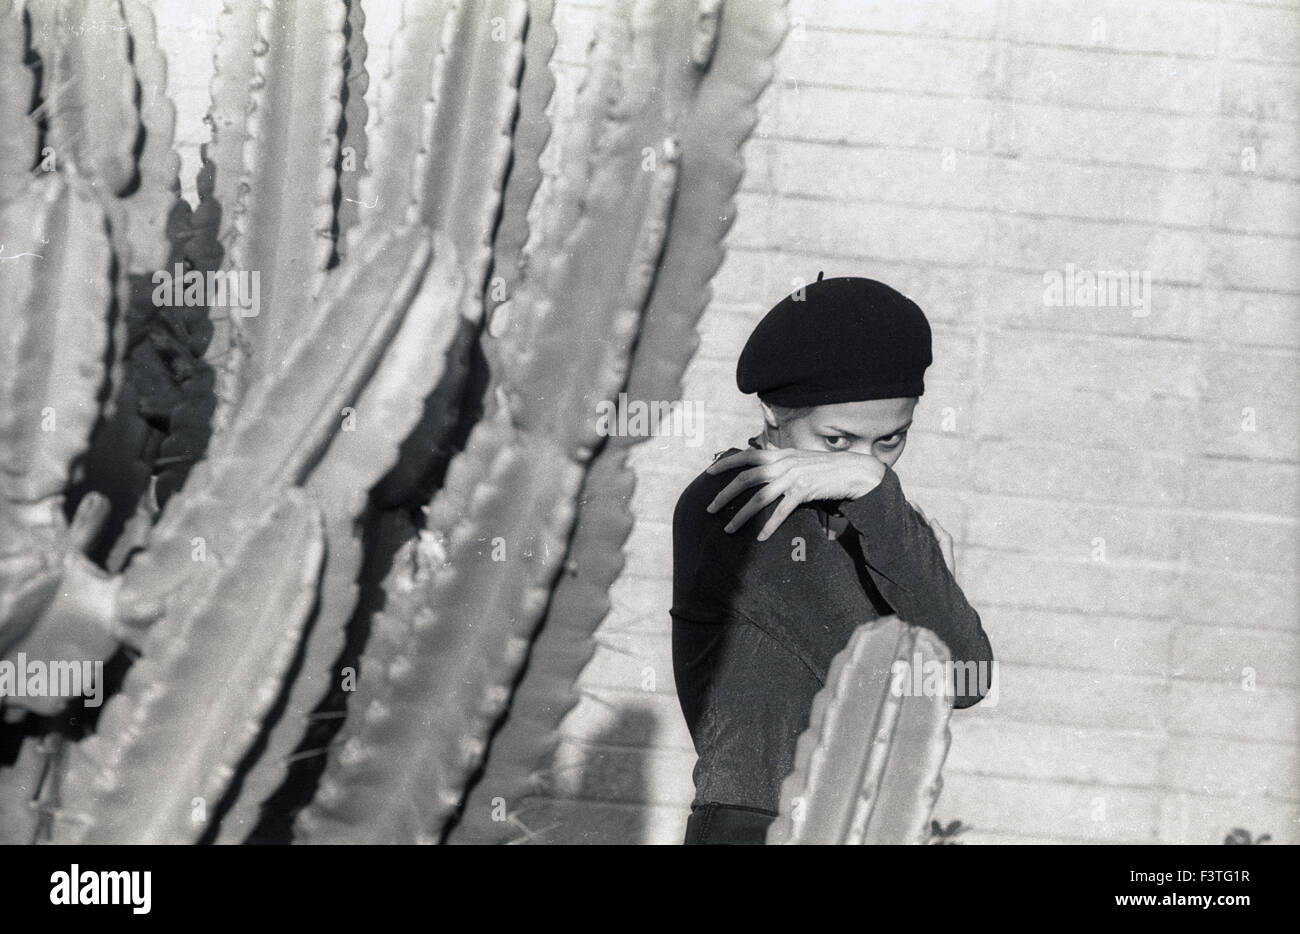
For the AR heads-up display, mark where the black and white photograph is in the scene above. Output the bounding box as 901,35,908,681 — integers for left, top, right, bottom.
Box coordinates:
0,0,1294,889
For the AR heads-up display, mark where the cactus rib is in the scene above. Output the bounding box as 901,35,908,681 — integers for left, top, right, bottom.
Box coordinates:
331,0,369,261
484,0,556,322
205,0,349,430
0,0,37,199
0,176,112,507
25,0,137,197
766,617,954,845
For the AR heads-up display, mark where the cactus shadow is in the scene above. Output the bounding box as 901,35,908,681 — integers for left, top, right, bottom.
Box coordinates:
497,707,658,846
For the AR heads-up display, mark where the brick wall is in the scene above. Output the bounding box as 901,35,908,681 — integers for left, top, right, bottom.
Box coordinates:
155,0,1299,844
543,0,1300,844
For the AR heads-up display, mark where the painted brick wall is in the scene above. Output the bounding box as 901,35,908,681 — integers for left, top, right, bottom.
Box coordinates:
154,0,1299,844
540,0,1300,845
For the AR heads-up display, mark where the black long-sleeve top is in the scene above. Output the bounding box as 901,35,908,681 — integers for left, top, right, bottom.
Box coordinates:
670,440,994,814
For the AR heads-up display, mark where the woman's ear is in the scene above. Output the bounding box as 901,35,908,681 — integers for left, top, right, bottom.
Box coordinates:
759,399,780,431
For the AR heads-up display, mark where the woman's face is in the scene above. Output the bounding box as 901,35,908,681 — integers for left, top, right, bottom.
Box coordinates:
764,397,918,468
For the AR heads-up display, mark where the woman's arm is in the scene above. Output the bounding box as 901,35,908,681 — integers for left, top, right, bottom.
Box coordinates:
836,467,994,708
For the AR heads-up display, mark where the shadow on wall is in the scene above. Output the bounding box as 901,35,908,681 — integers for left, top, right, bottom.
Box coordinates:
504,706,660,845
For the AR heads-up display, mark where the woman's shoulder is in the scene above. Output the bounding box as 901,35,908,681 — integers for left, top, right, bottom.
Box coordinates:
672,447,747,539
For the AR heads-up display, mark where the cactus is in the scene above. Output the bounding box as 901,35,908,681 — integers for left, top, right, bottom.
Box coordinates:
0,0,800,845
447,0,789,845
766,617,954,845
0,0,469,843
294,0,685,844
0,175,117,671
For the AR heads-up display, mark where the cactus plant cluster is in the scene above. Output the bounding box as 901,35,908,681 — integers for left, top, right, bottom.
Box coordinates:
0,0,797,844
1,0,952,845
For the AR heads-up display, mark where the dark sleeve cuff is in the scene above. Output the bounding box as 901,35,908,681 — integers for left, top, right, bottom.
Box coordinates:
834,466,922,581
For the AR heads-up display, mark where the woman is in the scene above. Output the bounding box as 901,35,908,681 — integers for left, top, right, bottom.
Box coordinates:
670,275,995,845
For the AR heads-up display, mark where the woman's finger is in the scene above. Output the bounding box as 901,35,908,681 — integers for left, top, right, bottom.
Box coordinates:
754,465,826,540
756,494,802,542
708,469,761,513
723,479,787,533
706,448,782,474
708,461,791,513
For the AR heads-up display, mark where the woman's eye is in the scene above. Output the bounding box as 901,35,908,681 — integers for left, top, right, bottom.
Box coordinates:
824,435,851,450
877,433,903,448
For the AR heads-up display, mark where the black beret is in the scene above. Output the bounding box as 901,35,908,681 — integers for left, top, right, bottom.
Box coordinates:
736,275,932,406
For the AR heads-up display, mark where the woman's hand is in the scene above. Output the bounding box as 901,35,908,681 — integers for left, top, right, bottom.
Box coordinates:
705,448,886,541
